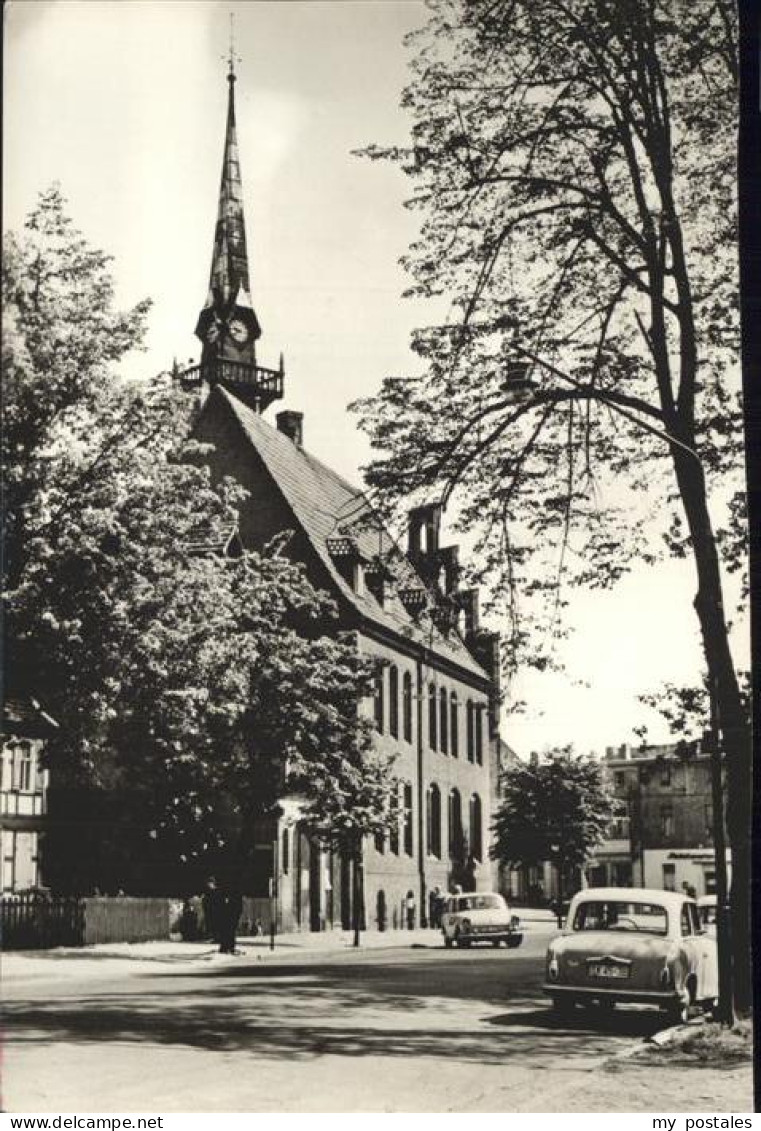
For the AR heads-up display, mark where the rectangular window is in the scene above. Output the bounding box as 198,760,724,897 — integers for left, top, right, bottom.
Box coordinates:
403,782,413,857
402,673,413,743
390,784,400,855
373,667,384,733
475,706,483,765
662,862,676,891
660,806,674,838
389,667,399,739
439,690,448,754
428,685,438,750
660,763,671,787
614,771,625,791
466,702,474,762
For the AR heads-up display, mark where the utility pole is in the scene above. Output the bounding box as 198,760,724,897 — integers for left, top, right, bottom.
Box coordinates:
708,673,733,1025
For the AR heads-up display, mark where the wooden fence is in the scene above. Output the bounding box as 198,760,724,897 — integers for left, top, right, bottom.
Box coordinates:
1,894,173,950
1,893,84,949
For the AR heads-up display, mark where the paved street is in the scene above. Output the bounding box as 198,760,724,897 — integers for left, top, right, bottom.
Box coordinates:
2,927,752,1113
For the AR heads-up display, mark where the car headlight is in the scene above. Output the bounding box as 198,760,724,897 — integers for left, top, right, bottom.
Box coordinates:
460,919,471,932
547,946,559,980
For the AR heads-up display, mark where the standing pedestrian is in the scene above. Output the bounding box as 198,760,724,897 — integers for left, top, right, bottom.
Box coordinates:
201,877,221,943
218,884,243,954
405,889,416,930
429,885,444,929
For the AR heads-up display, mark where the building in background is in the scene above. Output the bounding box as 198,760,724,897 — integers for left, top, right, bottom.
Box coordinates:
1,699,57,892
588,742,728,898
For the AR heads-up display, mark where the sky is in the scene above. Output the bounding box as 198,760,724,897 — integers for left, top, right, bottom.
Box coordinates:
3,0,749,757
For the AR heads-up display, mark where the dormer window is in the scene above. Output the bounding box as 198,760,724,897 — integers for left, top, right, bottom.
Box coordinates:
326,536,365,593
399,587,428,619
365,558,392,608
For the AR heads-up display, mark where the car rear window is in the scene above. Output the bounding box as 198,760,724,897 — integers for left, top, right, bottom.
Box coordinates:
457,895,504,911
572,900,668,935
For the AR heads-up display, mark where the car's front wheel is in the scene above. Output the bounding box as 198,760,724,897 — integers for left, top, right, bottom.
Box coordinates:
551,996,576,1018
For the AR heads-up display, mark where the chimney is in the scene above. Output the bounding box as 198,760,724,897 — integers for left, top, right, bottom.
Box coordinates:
407,502,442,556
438,546,460,595
458,588,481,637
276,410,304,448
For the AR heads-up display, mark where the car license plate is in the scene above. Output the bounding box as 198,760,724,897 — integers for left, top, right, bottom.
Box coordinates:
589,963,629,979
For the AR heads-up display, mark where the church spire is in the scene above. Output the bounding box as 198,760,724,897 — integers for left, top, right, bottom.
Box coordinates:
192,30,283,414
196,29,260,341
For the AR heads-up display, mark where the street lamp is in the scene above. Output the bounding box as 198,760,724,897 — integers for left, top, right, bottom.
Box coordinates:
549,842,564,928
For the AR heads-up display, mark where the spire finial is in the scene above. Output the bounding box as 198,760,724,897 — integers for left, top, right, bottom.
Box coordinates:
226,12,241,83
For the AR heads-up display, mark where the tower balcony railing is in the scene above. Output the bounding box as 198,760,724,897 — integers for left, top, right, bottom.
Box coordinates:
179,359,284,407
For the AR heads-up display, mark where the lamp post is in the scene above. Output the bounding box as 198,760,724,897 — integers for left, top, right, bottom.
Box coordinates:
707,674,734,1025
550,842,563,928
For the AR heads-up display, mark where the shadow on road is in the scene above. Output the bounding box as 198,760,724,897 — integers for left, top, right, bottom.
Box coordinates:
487,1006,664,1039
2,950,664,1066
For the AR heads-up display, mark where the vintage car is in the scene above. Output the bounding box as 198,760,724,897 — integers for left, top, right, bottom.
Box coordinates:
697,894,717,938
543,887,718,1025
441,891,523,949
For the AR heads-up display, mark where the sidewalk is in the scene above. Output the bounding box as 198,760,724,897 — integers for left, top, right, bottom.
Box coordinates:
3,916,557,981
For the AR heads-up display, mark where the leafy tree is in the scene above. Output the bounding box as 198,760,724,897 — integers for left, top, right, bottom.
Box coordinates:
354,0,750,1010
491,753,615,918
3,189,394,907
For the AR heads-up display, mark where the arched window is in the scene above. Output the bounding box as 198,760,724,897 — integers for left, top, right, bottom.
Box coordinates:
448,788,463,859
466,700,475,762
475,705,483,765
470,794,483,861
402,671,413,743
439,687,448,754
282,827,290,875
426,783,442,858
403,782,414,856
374,829,385,854
450,692,459,758
374,665,385,733
428,683,438,750
389,665,399,738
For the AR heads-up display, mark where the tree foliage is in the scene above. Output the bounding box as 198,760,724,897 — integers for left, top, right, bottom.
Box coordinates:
3,189,394,894
354,0,742,668
354,0,751,1010
491,752,615,888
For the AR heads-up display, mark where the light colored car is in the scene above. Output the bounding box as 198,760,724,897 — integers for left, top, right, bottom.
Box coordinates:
543,887,718,1025
441,891,523,949
697,895,717,938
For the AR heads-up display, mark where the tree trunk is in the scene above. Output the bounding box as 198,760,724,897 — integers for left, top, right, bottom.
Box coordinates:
672,448,752,1014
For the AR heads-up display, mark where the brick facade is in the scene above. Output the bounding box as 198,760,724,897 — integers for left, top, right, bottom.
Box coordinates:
193,388,499,930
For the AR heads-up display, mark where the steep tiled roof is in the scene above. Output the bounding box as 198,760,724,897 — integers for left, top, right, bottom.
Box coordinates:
217,387,489,684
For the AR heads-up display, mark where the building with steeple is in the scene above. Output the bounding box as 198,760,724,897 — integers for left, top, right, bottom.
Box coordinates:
187,60,502,932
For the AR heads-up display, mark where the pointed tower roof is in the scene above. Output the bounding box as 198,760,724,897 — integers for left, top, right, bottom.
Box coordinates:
199,60,261,338
189,37,283,415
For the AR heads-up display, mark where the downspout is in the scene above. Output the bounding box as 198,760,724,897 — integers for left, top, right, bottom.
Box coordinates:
416,653,427,928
